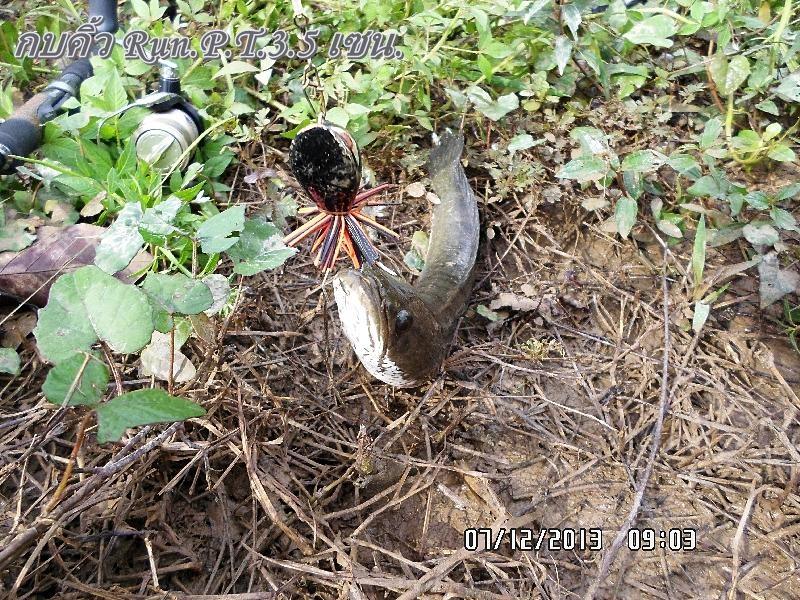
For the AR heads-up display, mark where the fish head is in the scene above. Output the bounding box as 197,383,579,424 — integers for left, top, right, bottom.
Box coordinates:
289,122,361,213
332,263,443,387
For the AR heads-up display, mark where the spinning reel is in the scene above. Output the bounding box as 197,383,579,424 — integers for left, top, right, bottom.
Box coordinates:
0,0,203,173
109,61,204,171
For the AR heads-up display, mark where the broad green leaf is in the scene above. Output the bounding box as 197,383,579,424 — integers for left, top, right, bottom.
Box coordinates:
227,219,297,276
767,144,796,162
623,170,644,200
197,206,246,253
763,123,782,142
95,202,144,274
74,266,154,354
709,54,750,96
42,352,109,406
0,348,20,375
95,389,206,443
212,60,260,79
466,86,519,121
562,4,582,36
508,134,537,155
687,175,724,198
699,117,723,149
0,219,36,252
325,106,349,128
667,153,700,176
775,71,800,102
691,215,707,289
140,197,182,236
34,273,97,363
615,196,638,239
142,273,213,315
554,35,573,75
742,222,779,246
623,15,678,47
657,219,683,238
756,100,780,115
476,304,502,322
692,301,710,333
621,150,665,173
570,127,607,156
771,207,798,231
556,156,607,182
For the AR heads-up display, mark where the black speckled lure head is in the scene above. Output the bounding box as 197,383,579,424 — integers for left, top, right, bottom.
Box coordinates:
289,122,362,213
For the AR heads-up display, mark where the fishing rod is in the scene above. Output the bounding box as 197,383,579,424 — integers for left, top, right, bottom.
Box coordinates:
0,0,201,174
0,1,118,173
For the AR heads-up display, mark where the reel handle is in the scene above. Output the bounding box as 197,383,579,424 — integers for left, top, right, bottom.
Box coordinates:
88,0,119,33
0,94,47,173
0,59,94,173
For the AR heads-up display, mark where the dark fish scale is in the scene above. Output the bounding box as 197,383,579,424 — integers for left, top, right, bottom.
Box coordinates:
289,124,361,213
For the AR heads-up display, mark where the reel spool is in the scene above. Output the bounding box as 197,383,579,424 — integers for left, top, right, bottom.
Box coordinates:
132,62,203,171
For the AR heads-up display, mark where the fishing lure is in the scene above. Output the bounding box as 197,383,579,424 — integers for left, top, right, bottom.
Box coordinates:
283,122,398,270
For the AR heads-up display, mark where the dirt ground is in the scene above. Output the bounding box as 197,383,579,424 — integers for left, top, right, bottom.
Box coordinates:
1,100,799,599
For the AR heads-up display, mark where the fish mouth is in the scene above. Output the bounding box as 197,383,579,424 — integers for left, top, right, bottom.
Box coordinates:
332,268,389,356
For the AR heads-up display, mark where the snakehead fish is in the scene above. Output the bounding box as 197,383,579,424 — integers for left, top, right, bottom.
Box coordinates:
332,131,479,387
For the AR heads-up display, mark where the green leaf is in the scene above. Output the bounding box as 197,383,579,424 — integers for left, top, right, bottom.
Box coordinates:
767,144,796,162
742,222,779,246
95,389,206,443
699,117,723,149
657,219,683,238
142,273,213,315
556,156,608,182
562,4,582,37
621,150,665,173
212,60,259,79
687,175,724,198
34,273,98,363
73,266,154,354
755,100,780,115
476,304,502,322
554,35,573,76
227,219,297,276
140,197,182,236
615,196,638,239
325,106,350,128
95,202,144,274
691,215,707,289
771,208,798,231
0,348,20,376
0,219,36,252
667,153,700,176
775,71,800,102
623,15,677,48
692,301,710,333
709,54,750,96
466,86,519,121
42,352,109,406
570,127,608,156
197,206,246,253
507,133,537,155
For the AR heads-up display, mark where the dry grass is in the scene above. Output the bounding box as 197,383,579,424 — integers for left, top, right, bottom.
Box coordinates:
2,109,800,599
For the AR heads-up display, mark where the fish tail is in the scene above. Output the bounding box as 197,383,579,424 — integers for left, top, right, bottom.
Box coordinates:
425,130,465,178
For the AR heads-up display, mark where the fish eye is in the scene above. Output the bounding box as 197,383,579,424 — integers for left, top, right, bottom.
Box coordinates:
394,310,413,334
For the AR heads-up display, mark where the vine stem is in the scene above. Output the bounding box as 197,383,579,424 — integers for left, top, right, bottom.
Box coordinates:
168,325,176,395
43,412,91,514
